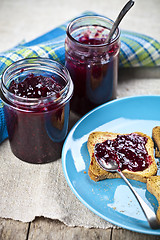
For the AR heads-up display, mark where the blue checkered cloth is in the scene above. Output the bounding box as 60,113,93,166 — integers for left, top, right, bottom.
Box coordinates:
0,12,160,143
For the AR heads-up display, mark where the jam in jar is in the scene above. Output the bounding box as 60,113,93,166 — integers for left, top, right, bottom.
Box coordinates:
65,15,120,115
0,58,73,163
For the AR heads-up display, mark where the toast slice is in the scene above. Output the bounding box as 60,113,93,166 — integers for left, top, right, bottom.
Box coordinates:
152,126,160,158
147,176,160,222
87,131,157,183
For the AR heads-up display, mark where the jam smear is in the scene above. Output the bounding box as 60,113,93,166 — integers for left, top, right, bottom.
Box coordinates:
9,73,63,98
94,133,151,172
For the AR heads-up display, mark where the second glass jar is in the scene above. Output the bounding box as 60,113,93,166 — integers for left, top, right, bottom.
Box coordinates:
65,15,120,115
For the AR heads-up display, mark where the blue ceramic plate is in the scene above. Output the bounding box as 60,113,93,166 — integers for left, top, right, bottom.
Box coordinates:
62,96,160,235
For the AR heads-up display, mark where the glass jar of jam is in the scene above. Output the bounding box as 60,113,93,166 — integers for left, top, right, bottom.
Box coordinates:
0,58,73,164
65,15,120,115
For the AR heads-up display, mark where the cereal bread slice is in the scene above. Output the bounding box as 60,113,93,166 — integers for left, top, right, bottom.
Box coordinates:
147,176,160,222
152,126,160,158
87,131,157,183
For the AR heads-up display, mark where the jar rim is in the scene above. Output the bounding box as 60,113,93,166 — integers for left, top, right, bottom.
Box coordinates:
0,57,73,111
66,15,120,48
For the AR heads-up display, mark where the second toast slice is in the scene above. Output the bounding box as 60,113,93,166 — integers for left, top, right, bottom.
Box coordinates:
147,176,160,223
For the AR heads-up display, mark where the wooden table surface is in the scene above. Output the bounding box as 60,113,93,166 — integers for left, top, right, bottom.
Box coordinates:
0,217,160,240
1,0,160,239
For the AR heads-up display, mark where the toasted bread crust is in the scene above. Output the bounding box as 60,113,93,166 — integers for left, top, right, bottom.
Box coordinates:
88,131,157,183
152,126,160,158
147,176,160,222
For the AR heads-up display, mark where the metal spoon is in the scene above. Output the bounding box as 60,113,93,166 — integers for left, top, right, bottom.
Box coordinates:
94,149,160,229
107,0,135,43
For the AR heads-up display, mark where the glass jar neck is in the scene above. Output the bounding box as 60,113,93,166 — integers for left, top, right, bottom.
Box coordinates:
66,15,120,59
0,58,73,112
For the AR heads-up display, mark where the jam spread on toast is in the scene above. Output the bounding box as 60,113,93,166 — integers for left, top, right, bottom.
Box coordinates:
95,133,151,172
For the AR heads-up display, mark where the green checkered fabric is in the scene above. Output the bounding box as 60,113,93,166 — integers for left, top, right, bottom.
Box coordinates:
120,30,160,67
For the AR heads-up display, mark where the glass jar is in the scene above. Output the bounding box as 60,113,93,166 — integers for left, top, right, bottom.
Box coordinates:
0,58,73,164
65,15,120,115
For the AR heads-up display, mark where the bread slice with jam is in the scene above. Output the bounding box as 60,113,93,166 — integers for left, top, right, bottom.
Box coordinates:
147,176,160,222
87,131,157,183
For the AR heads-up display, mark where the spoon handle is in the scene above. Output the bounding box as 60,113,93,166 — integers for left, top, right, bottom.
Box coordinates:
107,0,134,43
117,170,160,229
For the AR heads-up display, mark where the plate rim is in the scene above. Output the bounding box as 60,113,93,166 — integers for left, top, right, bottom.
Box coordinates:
62,95,160,235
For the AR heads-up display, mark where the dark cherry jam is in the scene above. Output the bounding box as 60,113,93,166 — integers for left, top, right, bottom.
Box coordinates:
94,133,151,172
78,35,107,45
9,73,63,98
1,59,73,164
4,73,68,164
65,17,120,115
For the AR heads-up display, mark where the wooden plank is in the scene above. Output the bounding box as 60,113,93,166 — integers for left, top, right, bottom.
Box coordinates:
0,218,29,240
28,217,112,240
112,228,160,240
28,218,160,240
0,217,159,240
